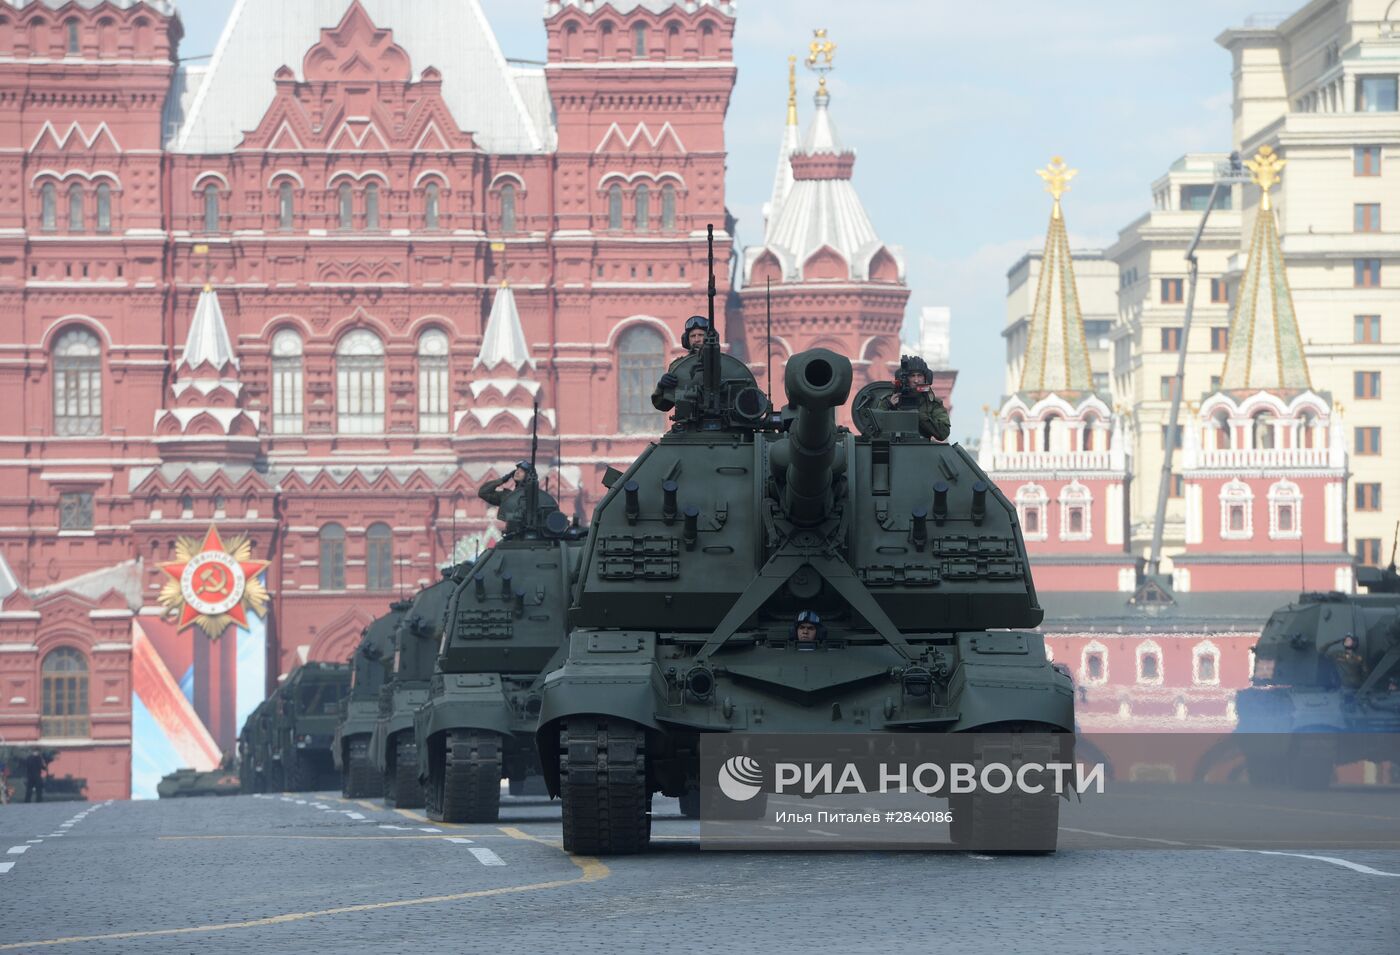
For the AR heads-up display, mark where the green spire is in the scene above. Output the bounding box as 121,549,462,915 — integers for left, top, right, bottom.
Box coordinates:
1220,147,1311,393
1019,157,1094,397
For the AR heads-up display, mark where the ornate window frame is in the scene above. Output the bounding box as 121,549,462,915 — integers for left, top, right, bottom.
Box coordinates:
1015,483,1048,542
1267,478,1302,540
1058,480,1092,542
1219,478,1254,540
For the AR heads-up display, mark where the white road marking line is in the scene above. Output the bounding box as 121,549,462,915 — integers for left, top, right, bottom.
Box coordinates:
26,839,42,844
378,825,413,831
418,827,441,833
468,847,505,866
311,803,328,809
0,862,14,875
445,837,475,845
295,799,307,805
761,825,783,831
1242,850,1400,878
968,854,995,862
346,812,365,820
806,830,841,837
7,846,30,855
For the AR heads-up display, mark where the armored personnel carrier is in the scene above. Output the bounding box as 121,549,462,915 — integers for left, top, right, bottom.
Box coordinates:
262,662,350,792
536,277,1073,853
1236,558,1400,787
158,758,241,799
334,602,408,798
416,469,586,824
370,568,469,808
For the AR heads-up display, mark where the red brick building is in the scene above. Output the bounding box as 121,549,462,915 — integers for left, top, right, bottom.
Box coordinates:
0,1,935,797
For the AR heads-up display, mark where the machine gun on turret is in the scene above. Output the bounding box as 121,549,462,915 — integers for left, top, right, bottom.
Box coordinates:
669,224,772,431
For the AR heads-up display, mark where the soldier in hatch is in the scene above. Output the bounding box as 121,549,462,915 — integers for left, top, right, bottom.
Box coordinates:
791,610,826,651
478,461,558,538
1327,634,1367,691
651,315,711,413
876,355,951,441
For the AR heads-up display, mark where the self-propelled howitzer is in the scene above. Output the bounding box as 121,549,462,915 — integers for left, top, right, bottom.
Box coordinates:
537,348,1073,855
334,601,407,798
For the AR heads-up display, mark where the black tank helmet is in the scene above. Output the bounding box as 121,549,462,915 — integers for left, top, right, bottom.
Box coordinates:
683,315,709,335
897,354,932,384
514,460,535,478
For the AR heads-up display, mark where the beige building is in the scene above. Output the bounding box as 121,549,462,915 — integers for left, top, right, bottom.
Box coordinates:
1219,0,1400,568
1107,154,1243,557
1007,0,1400,570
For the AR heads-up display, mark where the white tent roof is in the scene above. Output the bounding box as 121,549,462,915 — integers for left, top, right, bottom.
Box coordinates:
475,285,533,372
179,287,238,372
174,0,544,154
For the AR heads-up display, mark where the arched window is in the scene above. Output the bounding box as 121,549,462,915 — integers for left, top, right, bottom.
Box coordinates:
338,182,354,230
365,182,380,230
617,324,665,434
1041,413,1060,453
699,20,716,58
278,181,294,231
632,22,648,57
319,523,346,590
1251,411,1275,450
42,647,89,737
53,327,102,435
65,18,79,54
367,522,394,591
1299,409,1317,449
1213,409,1231,449
1015,483,1048,542
1219,479,1254,540
1193,641,1221,685
336,329,385,434
424,183,440,229
1136,641,1163,685
270,328,304,434
41,182,56,231
202,183,219,233
561,21,579,59
1081,414,1097,452
499,183,517,233
634,183,650,231
68,184,84,231
1059,481,1092,541
666,23,682,58
607,183,623,230
661,183,676,231
1268,478,1302,540
417,328,450,434
95,183,111,234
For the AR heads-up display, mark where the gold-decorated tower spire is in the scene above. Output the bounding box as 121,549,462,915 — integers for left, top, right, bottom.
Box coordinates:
786,55,798,126
805,28,835,95
1219,145,1312,393
1019,156,1094,396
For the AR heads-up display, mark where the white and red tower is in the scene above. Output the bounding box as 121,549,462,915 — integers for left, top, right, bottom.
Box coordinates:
736,33,923,418
981,158,1134,592
1175,146,1351,594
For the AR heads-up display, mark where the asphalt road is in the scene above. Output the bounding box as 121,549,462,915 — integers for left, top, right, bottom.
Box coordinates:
1,790,1397,954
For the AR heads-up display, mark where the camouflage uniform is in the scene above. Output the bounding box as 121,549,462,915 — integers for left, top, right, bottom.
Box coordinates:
876,390,951,442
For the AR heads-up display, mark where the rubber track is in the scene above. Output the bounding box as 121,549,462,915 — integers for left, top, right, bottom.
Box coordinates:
389,736,424,809
559,718,650,855
949,726,1060,853
344,737,381,798
434,731,501,824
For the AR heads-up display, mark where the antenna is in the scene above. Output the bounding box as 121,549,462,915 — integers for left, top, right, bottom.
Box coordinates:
1299,531,1305,594
706,223,717,333
766,276,773,393
1389,520,1399,570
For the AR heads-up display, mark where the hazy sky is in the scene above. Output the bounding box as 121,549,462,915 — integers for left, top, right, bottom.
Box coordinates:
173,0,1267,436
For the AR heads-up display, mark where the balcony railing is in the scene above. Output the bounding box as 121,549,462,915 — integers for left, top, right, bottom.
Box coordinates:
1196,447,1331,469
985,450,1116,471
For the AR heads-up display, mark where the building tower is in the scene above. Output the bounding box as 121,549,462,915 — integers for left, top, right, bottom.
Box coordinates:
1176,146,1352,593
981,158,1133,592
737,31,917,414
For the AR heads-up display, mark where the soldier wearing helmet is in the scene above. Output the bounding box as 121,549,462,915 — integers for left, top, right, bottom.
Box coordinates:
877,355,951,441
791,610,826,651
651,316,711,413
478,461,555,538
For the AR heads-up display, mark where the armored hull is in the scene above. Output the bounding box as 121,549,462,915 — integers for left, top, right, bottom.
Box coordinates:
157,766,241,799
239,662,350,793
1235,565,1400,787
334,603,407,798
537,347,1074,854
416,537,584,823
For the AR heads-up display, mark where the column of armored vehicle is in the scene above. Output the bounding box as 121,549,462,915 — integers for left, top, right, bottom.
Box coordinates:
240,227,1078,853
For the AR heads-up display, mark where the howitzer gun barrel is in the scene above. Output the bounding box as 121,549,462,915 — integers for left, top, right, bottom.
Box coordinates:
782,349,853,525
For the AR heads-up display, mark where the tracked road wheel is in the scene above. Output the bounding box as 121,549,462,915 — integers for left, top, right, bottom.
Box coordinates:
386,735,423,809
949,722,1064,855
430,731,502,823
343,737,381,799
559,718,651,855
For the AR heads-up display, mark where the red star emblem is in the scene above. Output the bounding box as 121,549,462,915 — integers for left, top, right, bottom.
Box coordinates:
158,526,270,633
